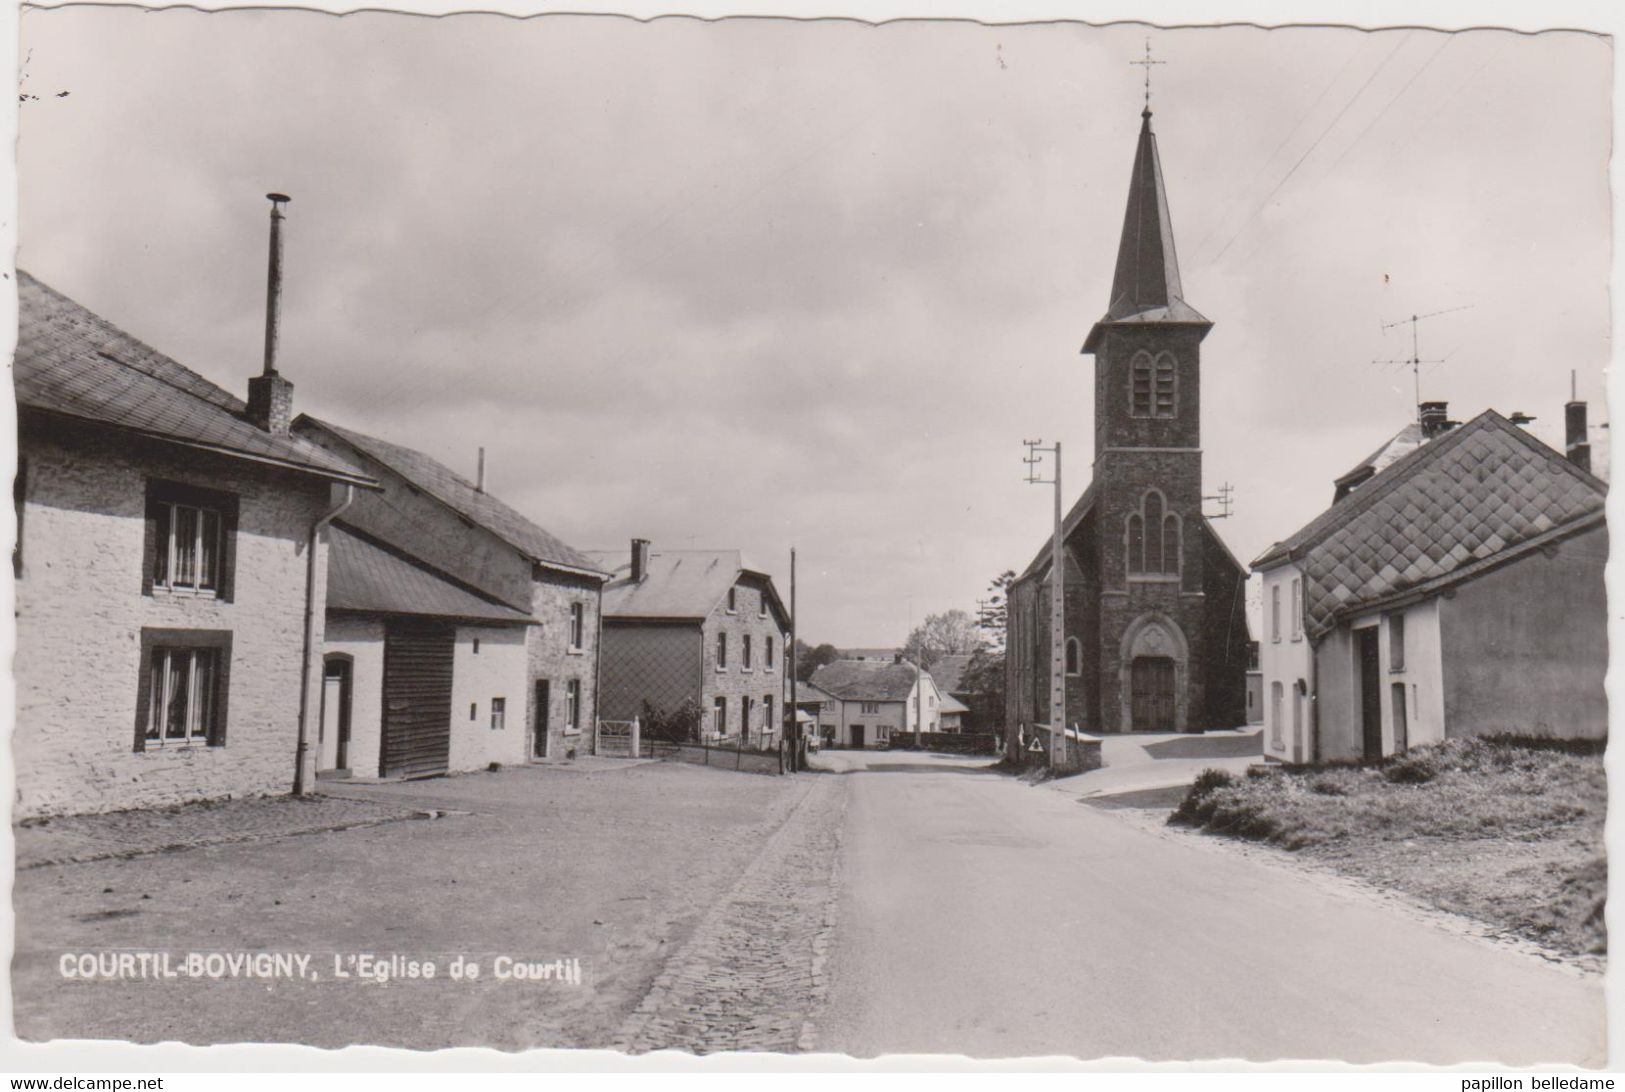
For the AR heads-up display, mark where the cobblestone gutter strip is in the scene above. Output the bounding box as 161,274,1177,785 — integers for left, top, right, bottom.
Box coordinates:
14,794,429,871
613,775,847,1054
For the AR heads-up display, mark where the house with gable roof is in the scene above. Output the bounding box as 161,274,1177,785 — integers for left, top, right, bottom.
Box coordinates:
808,658,947,749
295,419,610,773
1253,406,1607,765
583,539,791,749
13,271,380,817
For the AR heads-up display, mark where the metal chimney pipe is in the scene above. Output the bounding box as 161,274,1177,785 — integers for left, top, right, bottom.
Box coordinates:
476,447,486,493
262,193,291,376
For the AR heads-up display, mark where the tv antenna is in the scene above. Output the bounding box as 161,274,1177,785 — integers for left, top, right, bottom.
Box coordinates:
1203,482,1235,520
1372,304,1473,421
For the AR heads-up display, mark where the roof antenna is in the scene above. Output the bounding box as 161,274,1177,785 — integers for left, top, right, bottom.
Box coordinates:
1370,304,1473,422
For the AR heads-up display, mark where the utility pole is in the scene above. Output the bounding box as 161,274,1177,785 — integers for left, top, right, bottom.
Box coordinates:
1024,439,1066,770
789,546,798,772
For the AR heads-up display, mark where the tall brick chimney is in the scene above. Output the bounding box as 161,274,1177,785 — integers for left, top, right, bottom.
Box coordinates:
1566,372,1591,474
631,538,652,582
247,193,295,436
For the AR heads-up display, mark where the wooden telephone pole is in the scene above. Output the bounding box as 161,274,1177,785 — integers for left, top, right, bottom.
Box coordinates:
1024,439,1066,769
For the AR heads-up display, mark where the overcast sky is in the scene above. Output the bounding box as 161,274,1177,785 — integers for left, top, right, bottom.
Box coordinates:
17,13,1610,645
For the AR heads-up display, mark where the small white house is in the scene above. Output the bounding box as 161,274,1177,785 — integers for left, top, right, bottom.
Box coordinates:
1254,407,1606,764
809,658,947,748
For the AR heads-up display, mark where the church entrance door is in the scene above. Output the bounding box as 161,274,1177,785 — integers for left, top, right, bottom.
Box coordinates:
1130,656,1176,731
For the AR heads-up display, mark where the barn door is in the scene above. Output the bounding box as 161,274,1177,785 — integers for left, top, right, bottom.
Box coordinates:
382,619,454,779
1130,656,1176,732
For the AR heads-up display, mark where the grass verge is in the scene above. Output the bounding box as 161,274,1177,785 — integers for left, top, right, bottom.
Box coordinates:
1168,736,1605,958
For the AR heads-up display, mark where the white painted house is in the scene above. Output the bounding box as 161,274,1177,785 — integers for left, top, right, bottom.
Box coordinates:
809,658,947,748
1254,407,1606,764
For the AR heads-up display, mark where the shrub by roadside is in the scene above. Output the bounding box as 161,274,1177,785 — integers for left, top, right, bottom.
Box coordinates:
1168,737,1605,958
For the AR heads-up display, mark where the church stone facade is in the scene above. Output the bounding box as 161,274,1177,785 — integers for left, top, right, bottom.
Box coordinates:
1005,106,1250,747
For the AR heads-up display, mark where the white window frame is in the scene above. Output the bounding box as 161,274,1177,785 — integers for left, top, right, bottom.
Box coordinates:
146,647,219,747
1290,579,1304,641
154,501,224,597
564,679,581,735
490,697,506,731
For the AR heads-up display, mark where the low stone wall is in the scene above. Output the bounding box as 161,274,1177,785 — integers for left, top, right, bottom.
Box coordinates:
1019,726,1103,774
645,739,784,776
885,732,1000,756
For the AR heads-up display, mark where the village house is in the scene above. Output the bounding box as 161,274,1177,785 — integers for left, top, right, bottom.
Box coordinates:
295,419,609,773
793,680,834,745
12,270,379,817
924,652,988,732
1253,404,1607,764
584,541,791,748
809,658,947,748
1004,102,1252,747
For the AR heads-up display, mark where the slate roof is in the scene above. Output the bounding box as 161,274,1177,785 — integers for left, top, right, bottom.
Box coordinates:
928,653,975,694
937,693,971,715
585,548,788,624
794,681,833,705
327,524,534,624
809,660,921,703
1084,111,1211,353
15,271,375,486
1016,482,1098,583
1333,422,1425,501
300,418,603,578
1255,410,1607,636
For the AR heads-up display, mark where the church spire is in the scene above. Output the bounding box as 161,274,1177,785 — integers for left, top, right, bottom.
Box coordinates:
1084,100,1210,353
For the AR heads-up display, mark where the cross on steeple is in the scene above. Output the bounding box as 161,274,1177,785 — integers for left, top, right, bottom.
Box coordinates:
1130,37,1164,115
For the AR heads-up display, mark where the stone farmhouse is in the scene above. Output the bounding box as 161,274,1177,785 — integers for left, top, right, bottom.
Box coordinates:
1254,405,1607,764
294,419,609,775
585,540,791,748
12,271,379,817
809,658,947,749
1005,102,1251,746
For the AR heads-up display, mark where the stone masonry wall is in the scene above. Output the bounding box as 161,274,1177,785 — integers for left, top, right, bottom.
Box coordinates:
700,578,790,746
529,570,603,760
15,424,334,818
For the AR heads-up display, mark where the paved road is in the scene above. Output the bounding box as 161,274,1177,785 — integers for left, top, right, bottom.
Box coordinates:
813,751,1605,1065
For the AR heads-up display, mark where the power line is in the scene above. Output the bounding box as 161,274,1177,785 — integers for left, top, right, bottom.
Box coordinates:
1185,38,1366,263
1197,32,1413,271
1324,34,1455,175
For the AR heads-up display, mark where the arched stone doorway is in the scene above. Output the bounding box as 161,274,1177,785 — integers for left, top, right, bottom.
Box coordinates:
1118,613,1190,732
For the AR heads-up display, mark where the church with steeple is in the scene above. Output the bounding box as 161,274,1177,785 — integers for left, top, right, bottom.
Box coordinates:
1004,98,1251,742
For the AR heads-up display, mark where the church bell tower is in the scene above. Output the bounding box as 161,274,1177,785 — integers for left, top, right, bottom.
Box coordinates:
1083,100,1216,732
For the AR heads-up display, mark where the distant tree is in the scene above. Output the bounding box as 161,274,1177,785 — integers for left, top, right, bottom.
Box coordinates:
903,609,984,670
794,641,840,683
976,571,1017,653
957,647,1006,734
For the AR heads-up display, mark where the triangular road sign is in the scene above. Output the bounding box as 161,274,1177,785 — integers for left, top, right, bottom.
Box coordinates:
1027,734,1046,754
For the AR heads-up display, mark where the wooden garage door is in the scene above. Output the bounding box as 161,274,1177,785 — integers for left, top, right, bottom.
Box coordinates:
382,619,454,779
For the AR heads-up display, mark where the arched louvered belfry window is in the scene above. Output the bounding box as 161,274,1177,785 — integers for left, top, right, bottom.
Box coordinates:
1127,490,1181,577
1130,350,1178,419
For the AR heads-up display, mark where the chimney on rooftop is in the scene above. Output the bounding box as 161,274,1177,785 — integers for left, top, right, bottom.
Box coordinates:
1566,371,1592,474
631,538,652,582
246,193,295,436
476,447,487,493
1419,401,1456,441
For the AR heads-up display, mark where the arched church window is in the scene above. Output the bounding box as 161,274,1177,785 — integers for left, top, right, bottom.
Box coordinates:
1065,637,1081,677
1126,490,1181,577
1129,351,1178,419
